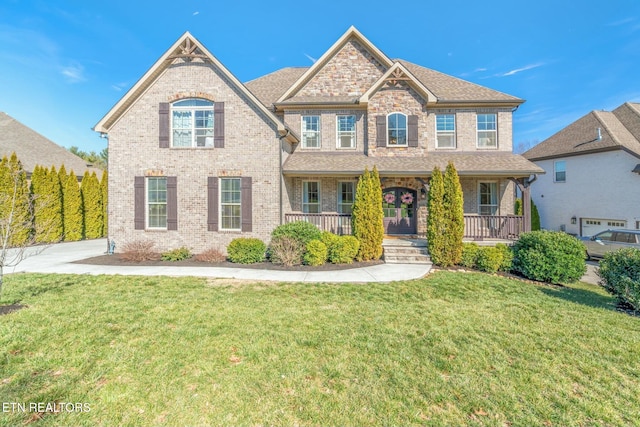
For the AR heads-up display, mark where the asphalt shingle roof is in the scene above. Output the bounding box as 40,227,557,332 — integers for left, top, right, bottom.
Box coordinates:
523,103,640,160
283,152,543,177
0,112,102,177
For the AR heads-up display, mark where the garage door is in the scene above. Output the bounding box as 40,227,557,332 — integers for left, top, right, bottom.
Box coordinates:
581,218,626,237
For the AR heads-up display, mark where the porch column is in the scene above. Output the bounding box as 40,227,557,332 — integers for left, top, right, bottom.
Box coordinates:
522,183,531,232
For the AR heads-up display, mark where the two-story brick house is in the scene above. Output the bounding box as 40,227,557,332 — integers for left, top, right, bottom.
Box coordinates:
95,27,542,253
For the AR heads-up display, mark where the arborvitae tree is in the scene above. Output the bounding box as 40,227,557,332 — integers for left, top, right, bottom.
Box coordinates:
352,166,384,261
442,162,464,266
82,171,103,239
515,197,541,231
426,166,446,266
46,166,63,242
1,154,30,246
30,165,47,243
100,170,108,237
62,169,83,241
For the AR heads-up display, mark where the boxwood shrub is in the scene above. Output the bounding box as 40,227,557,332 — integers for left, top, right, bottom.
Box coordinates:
271,221,322,246
304,240,328,266
598,248,640,311
475,246,503,273
227,238,266,264
512,230,586,283
460,242,480,268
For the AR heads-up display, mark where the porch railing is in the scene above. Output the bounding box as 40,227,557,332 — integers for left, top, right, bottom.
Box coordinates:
464,215,523,240
284,213,524,240
284,213,353,235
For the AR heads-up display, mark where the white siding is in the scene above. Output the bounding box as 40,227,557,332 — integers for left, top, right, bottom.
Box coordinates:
530,150,640,236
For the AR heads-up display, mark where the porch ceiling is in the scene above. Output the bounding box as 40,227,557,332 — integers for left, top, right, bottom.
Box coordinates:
282,152,545,177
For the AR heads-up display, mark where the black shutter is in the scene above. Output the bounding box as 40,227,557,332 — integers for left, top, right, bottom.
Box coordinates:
214,102,225,148
376,115,386,147
408,115,419,147
166,176,177,230
134,176,145,230
207,177,218,231
159,102,170,148
241,177,252,232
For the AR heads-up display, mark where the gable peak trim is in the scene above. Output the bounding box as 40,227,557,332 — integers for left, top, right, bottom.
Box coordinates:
360,62,437,104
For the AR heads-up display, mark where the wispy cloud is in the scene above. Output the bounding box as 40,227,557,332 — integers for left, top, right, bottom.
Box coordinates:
193,11,200,16
607,17,635,26
111,82,129,92
499,62,545,77
61,63,86,83
304,53,317,63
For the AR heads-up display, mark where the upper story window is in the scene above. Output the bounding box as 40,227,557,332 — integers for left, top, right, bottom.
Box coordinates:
387,113,407,146
554,160,566,182
436,114,456,148
171,99,214,148
302,116,321,148
477,113,497,148
147,177,167,229
336,115,356,148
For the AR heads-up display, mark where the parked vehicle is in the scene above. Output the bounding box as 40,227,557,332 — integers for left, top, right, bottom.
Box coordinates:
581,229,640,259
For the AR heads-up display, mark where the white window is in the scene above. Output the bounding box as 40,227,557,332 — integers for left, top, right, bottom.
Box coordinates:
336,115,356,148
554,160,566,182
220,178,241,230
302,116,321,148
302,181,320,213
477,114,497,148
147,177,167,229
436,114,456,148
387,113,407,146
338,181,355,214
171,99,214,147
478,182,498,215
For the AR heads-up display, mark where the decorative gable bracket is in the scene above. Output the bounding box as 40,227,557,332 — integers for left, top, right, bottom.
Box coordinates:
385,68,412,87
167,38,209,62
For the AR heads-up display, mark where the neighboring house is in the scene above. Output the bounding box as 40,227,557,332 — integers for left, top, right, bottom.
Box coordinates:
523,102,640,237
0,112,101,179
94,27,542,253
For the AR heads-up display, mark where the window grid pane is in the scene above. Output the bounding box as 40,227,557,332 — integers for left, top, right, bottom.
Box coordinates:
555,161,566,182
220,178,241,230
388,113,407,146
302,116,321,148
338,182,354,214
171,100,214,148
436,114,456,148
147,177,167,229
477,114,497,148
479,182,498,215
303,181,320,213
337,115,356,148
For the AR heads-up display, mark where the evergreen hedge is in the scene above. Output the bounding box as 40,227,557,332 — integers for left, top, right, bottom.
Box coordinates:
62,168,83,241
0,154,30,246
352,166,384,261
82,171,103,239
426,167,446,266
442,162,464,265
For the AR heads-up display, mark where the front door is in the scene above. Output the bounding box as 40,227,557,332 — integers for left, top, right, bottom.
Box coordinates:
383,187,417,234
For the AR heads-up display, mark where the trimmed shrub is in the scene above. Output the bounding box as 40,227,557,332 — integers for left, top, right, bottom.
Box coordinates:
352,166,384,261
269,235,304,266
512,230,586,283
476,246,504,274
82,171,103,239
427,166,446,266
161,246,192,261
0,153,31,246
271,221,321,246
460,242,480,268
442,162,464,265
329,235,360,264
100,170,108,237
194,248,226,263
119,240,159,262
515,198,541,231
227,238,266,264
320,231,339,261
61,168,83,241
495,243,514,272
304,240,328,266
598,248,640,311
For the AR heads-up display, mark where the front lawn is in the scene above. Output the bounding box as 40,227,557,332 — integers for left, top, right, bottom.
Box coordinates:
1,272,639,426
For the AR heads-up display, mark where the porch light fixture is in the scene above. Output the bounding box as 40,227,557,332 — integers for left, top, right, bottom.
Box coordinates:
571,216,577,225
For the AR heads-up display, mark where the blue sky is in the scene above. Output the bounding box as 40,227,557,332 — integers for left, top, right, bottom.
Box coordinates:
1,0,639,154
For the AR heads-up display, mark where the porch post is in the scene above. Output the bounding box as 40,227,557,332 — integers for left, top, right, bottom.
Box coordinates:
522,182,531,232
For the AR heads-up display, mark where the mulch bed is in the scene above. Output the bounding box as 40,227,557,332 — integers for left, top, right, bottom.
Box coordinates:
74,255,384,271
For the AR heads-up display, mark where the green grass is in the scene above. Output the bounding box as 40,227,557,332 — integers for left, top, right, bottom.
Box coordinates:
0,272,639,426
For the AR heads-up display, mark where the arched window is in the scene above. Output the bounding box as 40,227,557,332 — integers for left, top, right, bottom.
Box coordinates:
387,112,407,146
171,99,214,147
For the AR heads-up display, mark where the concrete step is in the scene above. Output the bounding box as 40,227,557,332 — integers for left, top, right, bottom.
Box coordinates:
382,238,427,248
383,253,432,264
383,246,430,256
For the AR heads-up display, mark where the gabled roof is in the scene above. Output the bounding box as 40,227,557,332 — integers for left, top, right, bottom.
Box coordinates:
245,67,308,108
94,32,298,143
275,26,394,104
360,62,438,104
523,102,640,161
0,112,101,177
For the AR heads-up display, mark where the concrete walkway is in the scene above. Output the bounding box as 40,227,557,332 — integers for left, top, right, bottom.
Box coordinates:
6,239,432,283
